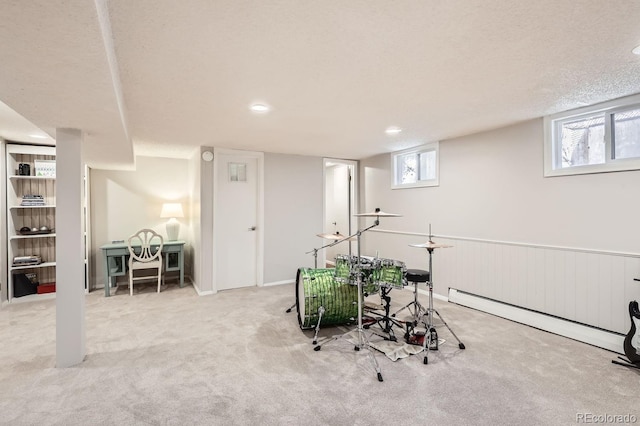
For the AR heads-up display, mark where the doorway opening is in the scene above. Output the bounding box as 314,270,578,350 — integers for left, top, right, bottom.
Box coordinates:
323,159,357,267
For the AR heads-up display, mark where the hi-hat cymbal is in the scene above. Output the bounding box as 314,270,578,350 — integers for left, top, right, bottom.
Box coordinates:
317,232,356,241
354,210,402,217
409,241,453,249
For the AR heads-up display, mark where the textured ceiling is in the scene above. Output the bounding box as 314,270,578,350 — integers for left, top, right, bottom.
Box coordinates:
1,1,640,168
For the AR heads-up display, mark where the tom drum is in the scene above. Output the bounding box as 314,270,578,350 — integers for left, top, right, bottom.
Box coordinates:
373,258,407,289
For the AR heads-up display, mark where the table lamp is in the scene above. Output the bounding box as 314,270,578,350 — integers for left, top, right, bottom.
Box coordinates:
160,203,184,241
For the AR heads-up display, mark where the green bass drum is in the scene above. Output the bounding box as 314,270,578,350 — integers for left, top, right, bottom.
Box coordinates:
296,268,358,330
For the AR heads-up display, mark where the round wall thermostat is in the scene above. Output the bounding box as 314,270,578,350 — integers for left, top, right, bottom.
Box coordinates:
202,151,213,162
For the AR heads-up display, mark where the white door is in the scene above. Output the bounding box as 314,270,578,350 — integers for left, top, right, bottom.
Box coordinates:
215,152,260,291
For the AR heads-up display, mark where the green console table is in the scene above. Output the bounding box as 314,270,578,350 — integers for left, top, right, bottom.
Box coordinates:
100,240,185,297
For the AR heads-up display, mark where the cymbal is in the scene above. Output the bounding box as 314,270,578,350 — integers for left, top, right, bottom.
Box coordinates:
317,232,356,241
354,210,402,217
409,241,453,249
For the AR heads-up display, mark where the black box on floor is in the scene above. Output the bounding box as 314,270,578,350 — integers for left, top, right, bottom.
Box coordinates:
13,273,38,297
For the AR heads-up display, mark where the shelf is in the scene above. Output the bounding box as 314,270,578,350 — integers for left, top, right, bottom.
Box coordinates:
9,205,56,209
9,175,55,181
10,261,56,271
9,233,56,241
6,143,62,303
9,292,57,304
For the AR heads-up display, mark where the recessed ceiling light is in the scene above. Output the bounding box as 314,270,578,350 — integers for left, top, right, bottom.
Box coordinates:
250,103,270,113
633,45,640,55
385,126,402,135
29,134,48,139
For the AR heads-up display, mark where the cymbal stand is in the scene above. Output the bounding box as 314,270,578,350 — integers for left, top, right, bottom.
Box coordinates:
314,220,384,382
419,232,465,365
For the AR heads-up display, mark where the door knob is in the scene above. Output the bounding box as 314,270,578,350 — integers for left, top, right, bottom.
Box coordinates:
248,226,256,231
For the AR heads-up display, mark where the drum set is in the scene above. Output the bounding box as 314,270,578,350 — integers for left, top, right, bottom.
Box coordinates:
290,209,465,381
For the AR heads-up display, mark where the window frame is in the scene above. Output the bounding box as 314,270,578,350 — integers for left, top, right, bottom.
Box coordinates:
391,141,439,189
544,93,640,177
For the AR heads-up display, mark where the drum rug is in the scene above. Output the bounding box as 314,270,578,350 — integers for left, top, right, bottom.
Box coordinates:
368,339,423,361
369,337,447,361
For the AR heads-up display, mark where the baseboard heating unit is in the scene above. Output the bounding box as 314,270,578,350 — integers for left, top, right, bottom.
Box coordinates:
448,288,624,354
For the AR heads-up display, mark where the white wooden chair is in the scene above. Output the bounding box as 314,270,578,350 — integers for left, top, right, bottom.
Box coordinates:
127,229,163,295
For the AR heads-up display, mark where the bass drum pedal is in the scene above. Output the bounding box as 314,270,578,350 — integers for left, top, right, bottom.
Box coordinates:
404,323,438,350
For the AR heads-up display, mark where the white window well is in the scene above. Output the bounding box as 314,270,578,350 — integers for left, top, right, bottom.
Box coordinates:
544,93,640,177
391,142,439,189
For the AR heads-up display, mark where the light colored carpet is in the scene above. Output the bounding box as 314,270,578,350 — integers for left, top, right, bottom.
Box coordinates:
0,282,638,425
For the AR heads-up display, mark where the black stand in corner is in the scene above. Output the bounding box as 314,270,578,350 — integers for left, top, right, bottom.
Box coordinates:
611,291,640,370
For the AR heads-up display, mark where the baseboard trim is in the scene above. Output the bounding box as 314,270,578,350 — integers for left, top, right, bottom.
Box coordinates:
409,286,448,302
264,279,295,287
448,288,624,354
191,282,215,296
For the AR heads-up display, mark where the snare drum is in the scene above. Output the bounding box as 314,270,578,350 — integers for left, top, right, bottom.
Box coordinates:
296,268,358,330
374,258,407,288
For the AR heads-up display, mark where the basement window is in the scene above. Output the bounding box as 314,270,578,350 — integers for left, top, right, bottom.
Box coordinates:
544,93,640,176
391,142,439,189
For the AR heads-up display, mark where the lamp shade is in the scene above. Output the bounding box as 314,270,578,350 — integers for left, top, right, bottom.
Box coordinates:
160,203,184,218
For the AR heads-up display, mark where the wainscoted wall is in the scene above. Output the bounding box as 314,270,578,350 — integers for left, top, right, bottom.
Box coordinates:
359,118,640,351
364,229,640,337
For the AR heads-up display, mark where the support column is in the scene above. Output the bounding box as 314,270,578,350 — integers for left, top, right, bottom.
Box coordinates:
55,128,86,367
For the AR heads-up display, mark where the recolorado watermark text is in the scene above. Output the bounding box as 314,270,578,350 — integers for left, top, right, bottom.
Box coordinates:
576,413,637,424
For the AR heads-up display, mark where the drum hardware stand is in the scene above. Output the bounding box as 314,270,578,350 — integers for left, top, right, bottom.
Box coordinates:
364,286,405,342
311,306,325,345
391,278,427,324
410,225,465,365
314,225,383,382
315,209,400,382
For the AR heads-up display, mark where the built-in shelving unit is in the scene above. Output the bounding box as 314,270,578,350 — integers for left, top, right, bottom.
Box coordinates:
5,144,57,301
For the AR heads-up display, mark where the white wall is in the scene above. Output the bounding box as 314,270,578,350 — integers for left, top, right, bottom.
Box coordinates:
263,152,323,284
360,118,640,335
90,156,191,288
361,118,640,251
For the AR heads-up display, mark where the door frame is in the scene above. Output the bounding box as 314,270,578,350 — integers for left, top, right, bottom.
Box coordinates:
322,158,358,267
212,148,264,292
